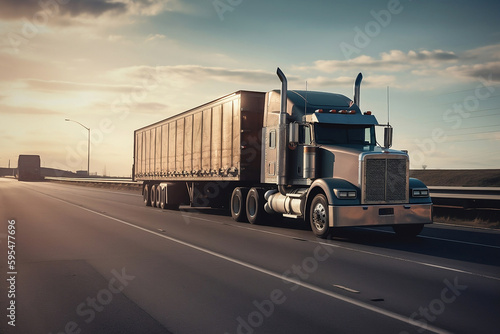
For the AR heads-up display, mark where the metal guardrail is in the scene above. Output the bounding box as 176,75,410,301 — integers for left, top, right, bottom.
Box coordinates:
43,178,499,221
45,178,500,203
45,177,142,186
429,186,500,197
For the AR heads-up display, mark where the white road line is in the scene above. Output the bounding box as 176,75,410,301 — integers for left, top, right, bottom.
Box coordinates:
420,235,500,249
317,241,500,282
27,187,500,282
363,227,500,250
182,214,500,282
333,285,360,294
41,193,449,334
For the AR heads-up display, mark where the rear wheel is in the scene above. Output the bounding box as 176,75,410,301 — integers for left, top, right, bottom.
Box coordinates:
393,224,424,238
309,194,331,239
231,187,249,222
246,188,267,224
143,184,151,206
150,184,157,208
155,185,161,208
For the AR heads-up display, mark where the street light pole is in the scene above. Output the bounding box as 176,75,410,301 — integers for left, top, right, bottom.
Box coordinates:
65,119,90,176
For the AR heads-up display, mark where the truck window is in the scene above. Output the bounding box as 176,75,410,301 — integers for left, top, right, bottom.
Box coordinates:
314,124,375,145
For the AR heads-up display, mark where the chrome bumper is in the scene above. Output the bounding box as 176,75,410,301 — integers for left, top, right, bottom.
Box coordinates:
329,204,432,227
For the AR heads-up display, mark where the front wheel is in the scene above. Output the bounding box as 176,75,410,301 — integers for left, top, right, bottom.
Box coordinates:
309,194,332,239
392,224,424,238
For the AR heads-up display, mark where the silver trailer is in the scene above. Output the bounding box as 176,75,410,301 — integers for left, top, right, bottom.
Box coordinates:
134,69,432,238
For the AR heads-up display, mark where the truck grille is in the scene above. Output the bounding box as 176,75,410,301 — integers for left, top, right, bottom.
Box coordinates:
363,156,408,204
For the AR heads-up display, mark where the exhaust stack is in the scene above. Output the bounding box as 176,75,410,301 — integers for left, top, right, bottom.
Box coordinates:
276,67,288,195
353,73,362,106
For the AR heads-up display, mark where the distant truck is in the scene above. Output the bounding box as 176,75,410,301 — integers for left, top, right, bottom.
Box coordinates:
133,68,432,238
17,155,42,181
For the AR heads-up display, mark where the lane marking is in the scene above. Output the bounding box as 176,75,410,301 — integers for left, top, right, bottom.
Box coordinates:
317,241,500,282
27,186,500,282
419,235,500,250
182,214,500,282
363,227,500,250
37,192,449,333
333,285,360,294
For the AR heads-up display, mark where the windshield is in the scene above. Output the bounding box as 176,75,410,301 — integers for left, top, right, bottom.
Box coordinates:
314,123,376,145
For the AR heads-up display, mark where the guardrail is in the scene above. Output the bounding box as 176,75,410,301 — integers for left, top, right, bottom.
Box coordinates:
45,178,500,205
429,186,500,210
44,178,499,222
45,177,142,188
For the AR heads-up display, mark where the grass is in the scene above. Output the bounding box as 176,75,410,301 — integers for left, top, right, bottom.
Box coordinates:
410,169,500,187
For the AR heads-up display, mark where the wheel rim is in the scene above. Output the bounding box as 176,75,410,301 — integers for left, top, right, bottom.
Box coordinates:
312,202,327,232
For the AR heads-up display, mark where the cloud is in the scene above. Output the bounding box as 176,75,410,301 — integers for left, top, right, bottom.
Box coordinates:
114,65,299,86
0,0,126,20
25,79,135,93
300,49,459,73
306,75,397,88
445,62,500,82
0,0,175,21
0,104,62,115
294,44,500,87
145,34,166,43
108,35,125,42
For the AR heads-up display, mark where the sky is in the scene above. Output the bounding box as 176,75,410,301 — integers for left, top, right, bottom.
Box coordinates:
1,0,499,176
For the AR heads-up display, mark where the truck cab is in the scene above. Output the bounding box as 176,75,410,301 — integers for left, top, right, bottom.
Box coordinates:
261,70,432,238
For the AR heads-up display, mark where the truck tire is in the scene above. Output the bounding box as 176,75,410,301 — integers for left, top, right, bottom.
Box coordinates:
392,224,424,238
246,188,266,225
143,184,151,206
231,187,249,222
155,185,162,208
309,194,331,239
150,184,157,208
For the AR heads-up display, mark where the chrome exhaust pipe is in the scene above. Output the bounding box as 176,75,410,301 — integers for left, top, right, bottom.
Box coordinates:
276,67,288,195
353,73,362,107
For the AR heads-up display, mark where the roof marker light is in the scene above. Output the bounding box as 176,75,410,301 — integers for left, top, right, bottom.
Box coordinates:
315,109,324,113
364,111,372,115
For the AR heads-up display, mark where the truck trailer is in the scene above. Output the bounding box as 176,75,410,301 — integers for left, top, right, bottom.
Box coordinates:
133,68,432,238
17,155,42,181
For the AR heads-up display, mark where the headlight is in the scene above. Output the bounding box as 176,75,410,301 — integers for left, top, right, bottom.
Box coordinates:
412,188,429,197
334,189,357,199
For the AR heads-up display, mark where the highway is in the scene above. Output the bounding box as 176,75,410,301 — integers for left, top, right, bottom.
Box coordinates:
0,178,499,334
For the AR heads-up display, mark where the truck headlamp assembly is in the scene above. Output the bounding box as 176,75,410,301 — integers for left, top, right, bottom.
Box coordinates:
412,189,429,197
334,189,357,199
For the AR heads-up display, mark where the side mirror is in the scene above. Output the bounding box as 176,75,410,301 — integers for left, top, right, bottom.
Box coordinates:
289,122,299,144
384,126,393,148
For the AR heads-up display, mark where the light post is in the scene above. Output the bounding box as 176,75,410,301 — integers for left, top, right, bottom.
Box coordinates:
65,119,90,176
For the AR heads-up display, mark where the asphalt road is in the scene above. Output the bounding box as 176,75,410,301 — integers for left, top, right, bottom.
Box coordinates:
0,178,499,334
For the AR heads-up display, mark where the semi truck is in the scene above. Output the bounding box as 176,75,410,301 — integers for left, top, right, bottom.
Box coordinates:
17,155,42,181
133,68,432,238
